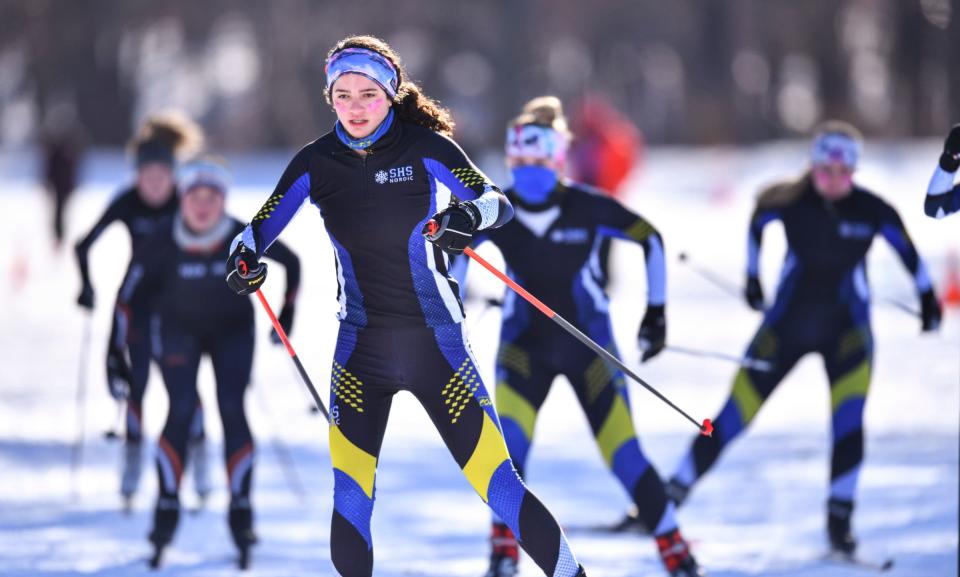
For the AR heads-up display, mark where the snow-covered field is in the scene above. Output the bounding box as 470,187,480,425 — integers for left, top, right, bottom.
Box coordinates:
0,143,957,576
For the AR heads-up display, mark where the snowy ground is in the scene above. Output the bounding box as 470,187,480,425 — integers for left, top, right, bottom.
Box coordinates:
0,142,957,577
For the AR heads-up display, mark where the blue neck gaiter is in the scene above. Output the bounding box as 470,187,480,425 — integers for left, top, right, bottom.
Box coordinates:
511,165,558,205
336,108,395,151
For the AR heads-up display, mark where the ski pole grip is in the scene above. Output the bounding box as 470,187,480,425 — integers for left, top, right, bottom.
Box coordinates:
701,418,713,437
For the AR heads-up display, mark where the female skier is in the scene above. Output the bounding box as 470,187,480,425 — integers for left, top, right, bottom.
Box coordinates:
74,112,210,506
470,96,700,577
225,36,588,577
665,121,942,557
112,159,300,567
924,123,960,219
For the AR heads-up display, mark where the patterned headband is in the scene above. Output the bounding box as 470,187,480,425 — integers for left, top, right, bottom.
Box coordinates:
325,47,399,99
811,132,860,168
505,124,569,163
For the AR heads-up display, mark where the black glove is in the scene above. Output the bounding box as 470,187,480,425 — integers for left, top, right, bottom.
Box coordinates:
638,305,666,363
940,124,960,172
106,347,132,401
422,201,481,255
269,301,295,344
920,289,942,333
226,242,268,295
77,283,95,310
745,275,765,311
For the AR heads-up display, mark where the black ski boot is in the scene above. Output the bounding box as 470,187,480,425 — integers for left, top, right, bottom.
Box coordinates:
609,505,650,534
229,498,258,570
483,522,518,577
656,528,704,577
827,498,857,555
148,496,180,569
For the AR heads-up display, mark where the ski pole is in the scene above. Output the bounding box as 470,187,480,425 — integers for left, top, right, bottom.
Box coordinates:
70,312,93,500
681,251,922,319
253,289,329,422
665,345,774,372
438,229,711,436
104,400,125,440
878,296,920,319
678,252,746,303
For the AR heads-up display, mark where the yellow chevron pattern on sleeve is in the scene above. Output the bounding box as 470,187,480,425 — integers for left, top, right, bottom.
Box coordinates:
624,219,655,242
252,192,286,222
451,167,490,189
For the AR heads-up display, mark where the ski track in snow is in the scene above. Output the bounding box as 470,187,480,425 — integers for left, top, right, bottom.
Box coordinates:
0,143,957,576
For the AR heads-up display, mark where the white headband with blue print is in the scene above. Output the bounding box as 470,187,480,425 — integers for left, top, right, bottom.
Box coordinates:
505,124,569,163
325,47,399,99
178,159,231,196
811,132,860,168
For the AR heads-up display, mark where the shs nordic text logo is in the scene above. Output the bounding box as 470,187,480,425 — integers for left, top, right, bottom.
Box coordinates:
375,165,415,184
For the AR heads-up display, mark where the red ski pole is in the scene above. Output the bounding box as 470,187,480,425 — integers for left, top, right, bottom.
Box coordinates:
430,222,711,436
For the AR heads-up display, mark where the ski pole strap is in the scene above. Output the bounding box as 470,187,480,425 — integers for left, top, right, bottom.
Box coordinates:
461,245,712,437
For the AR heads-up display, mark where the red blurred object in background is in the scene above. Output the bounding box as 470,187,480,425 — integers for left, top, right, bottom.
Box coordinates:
569,93,645,199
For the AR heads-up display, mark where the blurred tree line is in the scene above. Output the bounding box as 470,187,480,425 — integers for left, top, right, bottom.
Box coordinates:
0,0,955,152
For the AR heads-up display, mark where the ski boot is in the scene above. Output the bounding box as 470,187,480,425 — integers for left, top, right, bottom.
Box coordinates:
120,440,143,512
229,498,258,570
656,528,704,577
148,496,180,569
609,504,650,534
484,522,519,577
187,437,211,510
827,498,857,555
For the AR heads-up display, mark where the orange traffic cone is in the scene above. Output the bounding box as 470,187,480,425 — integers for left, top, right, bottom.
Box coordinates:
942,250,960,308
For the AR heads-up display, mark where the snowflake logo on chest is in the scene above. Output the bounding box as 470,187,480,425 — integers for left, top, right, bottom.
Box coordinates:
374,170,388,184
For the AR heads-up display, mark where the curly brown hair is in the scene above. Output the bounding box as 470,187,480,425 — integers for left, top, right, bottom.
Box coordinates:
325,35,455,136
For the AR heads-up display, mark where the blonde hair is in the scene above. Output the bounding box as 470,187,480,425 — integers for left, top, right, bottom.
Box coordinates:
129,110,205,160
510,95,572,138
813,119,862,143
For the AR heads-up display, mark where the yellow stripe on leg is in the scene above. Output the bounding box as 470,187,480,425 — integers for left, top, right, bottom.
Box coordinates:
495,382,537,440
732,369,762,423
463,412,510,503
329,424,377,499
831,360,871,411
596,395,637,466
